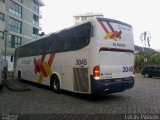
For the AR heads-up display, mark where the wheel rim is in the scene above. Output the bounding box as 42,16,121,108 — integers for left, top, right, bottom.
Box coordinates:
53,79,59,90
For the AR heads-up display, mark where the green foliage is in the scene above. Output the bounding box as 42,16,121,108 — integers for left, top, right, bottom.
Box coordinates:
134,52,160,73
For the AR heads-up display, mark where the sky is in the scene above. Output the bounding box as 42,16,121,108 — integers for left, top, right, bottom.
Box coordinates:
40,0,160,49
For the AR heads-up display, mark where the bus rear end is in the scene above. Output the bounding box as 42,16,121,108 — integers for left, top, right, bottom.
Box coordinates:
90,18,134,94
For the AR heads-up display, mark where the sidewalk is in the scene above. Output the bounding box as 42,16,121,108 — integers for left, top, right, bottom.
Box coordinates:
3,78,30,91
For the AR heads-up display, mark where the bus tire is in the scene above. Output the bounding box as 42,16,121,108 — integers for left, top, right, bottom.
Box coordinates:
18,71,22,81
50,75,61,93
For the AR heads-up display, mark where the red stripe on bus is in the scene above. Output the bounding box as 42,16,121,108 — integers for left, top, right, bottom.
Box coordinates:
34,58,40,74
41,55,46,62
34,58,40,73
107,22,114,32
99,21,109,33
116,30,122,38
33,58,37,73
48,53,55,67
110,31,118,39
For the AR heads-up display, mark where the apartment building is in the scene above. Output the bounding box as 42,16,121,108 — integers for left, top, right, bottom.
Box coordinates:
73,13,103,25
0,0,44,70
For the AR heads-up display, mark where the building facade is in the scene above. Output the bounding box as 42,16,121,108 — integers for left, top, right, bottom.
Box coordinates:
73,13,103,25
0,0,44,70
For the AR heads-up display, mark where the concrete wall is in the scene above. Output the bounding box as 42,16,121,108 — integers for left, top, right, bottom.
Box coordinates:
0,21,5,32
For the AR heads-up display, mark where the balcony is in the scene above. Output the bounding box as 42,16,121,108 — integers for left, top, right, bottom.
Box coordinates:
0,1,5,11
33,20,39,27
32,34,39,39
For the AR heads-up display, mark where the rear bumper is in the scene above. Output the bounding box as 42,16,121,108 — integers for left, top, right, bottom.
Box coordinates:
90,76,134,94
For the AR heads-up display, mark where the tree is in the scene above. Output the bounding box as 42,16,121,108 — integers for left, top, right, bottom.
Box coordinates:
140,31,151,48
135,52,145,72
135,52,160,73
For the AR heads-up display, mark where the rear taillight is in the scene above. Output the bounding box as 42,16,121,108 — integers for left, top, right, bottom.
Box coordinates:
93,65,100,80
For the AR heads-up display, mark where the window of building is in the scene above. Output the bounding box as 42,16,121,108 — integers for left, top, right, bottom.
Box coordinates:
0,31,4,39
33,1,39,13
32,27,39,38
33,14,39,26
0,12,4,21
82,17,87,21
75,17,79,21
9,18,22,33
9,35,21,48
9,1,22,18
33,27,38,35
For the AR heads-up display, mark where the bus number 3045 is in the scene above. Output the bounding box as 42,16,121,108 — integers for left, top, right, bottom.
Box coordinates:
122,66,134,72
76,59,87,66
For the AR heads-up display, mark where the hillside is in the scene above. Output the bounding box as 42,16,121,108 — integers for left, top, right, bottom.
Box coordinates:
134,45,159,54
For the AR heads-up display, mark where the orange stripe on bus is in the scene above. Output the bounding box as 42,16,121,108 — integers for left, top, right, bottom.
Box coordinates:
38,60,48,77
38,72,44,83
43,62,52,77
48,53,55,67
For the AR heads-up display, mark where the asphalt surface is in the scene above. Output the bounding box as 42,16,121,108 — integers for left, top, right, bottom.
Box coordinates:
0,75,160,120
3,79,30,91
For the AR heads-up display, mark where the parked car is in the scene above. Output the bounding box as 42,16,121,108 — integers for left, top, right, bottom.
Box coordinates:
0,79,3,90
141,65,160,78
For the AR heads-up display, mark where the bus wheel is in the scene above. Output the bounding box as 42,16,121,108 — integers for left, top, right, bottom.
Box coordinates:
18,71,22,81
51,75,60,93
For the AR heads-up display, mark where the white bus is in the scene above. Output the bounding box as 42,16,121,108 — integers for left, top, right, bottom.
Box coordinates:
14,18,134,94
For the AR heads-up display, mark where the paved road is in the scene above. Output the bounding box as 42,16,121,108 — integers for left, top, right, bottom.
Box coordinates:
0,75,160,119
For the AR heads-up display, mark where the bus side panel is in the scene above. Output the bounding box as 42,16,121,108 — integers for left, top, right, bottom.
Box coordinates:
14,47,91,94
54,52,75,91
57,46,90,93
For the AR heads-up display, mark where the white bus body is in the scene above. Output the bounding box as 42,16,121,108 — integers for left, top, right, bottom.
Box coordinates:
14,18,134,94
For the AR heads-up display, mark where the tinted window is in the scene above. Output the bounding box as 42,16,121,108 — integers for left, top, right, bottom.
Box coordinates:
151,67,155,70
16,22,92,58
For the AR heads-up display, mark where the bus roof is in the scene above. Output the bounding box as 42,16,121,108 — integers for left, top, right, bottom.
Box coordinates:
97,18,132,28
16,17,132,50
